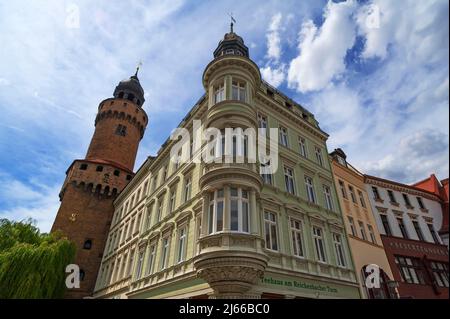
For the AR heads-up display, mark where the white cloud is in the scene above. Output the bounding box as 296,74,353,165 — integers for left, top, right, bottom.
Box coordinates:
266,13,283,61
0,175,60,233
288,0,357,93
361,130,449,183
260,65,285,87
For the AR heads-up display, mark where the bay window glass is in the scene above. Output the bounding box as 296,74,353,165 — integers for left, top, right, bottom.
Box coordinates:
232,80,246,102
214,82,225,104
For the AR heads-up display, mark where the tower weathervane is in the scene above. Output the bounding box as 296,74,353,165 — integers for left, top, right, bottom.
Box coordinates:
228,13,236,33
135,60,143,77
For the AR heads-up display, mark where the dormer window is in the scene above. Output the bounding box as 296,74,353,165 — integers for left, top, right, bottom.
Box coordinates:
232,80,246,102
214,82,225,104
336,155,346,166
225,49,234,55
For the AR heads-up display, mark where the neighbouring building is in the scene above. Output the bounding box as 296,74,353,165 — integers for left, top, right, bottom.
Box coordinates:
413,175,449,247
51,69,148,298
364,175,449,299
92,27,360,299
330,149,396,299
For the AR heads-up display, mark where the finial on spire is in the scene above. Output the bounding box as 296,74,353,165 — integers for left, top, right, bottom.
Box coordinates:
228,12,236,33
135,60,143,77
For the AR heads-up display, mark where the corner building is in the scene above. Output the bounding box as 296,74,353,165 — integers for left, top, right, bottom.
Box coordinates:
93,29,360,299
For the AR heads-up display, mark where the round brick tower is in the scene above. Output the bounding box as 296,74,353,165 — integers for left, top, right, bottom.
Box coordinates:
51,70,148,299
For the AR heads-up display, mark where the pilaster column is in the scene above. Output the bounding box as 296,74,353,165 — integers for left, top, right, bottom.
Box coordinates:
250,190,258,235
223,185,231,231
201,194,209,236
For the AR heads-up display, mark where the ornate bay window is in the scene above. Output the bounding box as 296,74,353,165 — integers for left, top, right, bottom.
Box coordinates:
207,187,251,235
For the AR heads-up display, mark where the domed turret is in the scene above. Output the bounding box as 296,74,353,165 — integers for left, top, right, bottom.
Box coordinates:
213,23,249,58
113,71,145,106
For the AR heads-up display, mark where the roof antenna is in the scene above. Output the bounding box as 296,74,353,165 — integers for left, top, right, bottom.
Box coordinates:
228,12,236,33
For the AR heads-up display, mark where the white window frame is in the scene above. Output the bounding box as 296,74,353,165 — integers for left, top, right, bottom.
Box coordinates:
264,211,279,251
135,249,145,279
184,176,192,203
305,176,316,203
323,185,334,211
315,147,324,166
229,187,250,233
284,166,296,195
299,136,308,158
177,226,188,263
333,233,346,267
146,243,156,275
208,189,225,234
232,79,246,102
358,221,367,240
312,226,327,263
160,236,170,270
367,224,377,244
279,126,289,147
214,82,225,104
290,218,305,258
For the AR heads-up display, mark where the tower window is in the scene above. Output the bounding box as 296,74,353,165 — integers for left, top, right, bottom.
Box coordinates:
96,166,103,172
114,170,120,177
83,239,92,250
80,164,88,170
115,124,127,137
137,100,141,106
126,175,132,181
127,93,135,102
118,92,124,99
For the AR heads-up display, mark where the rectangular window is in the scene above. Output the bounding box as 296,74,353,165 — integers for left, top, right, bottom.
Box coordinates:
146,244,156,275
214,82,225,104
403,193,412,207
177,227,187,263
428,224,440,244
380,214,392,236
397,217,409,239
208,189,224,234
184,177,192,202
372,186,381,200
169,188,176,214
395,256,427,285
157,198,164,222
279,126,289,147
290,219,304,257
333,233,346,267
135,250,145,279
358,190,366,208
339,180,347,199
387,190,397,203
127,250,134,276
305,176,316,203
348,185,357,204
348,217,357,236
264,212,278,251
315,147,324,166
323,185,334,211
367,224,377,244
284,166,296,195
413,221,425,241
416,197,426,210
430,262,449,288
313,227,327,263
299,136,307,158
358,221,367,241
232,80,246,102
160,237,170,270
258,113,268,137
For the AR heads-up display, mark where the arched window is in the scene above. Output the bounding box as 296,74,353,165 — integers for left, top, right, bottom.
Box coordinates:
83,239,92,250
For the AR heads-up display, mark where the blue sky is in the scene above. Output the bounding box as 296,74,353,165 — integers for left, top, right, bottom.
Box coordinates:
0,0,448,232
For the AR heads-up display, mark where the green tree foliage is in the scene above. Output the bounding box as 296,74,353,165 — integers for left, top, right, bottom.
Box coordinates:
0,219,76,298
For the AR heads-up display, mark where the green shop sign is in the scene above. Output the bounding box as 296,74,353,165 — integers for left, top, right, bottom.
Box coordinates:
260,275,360,298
